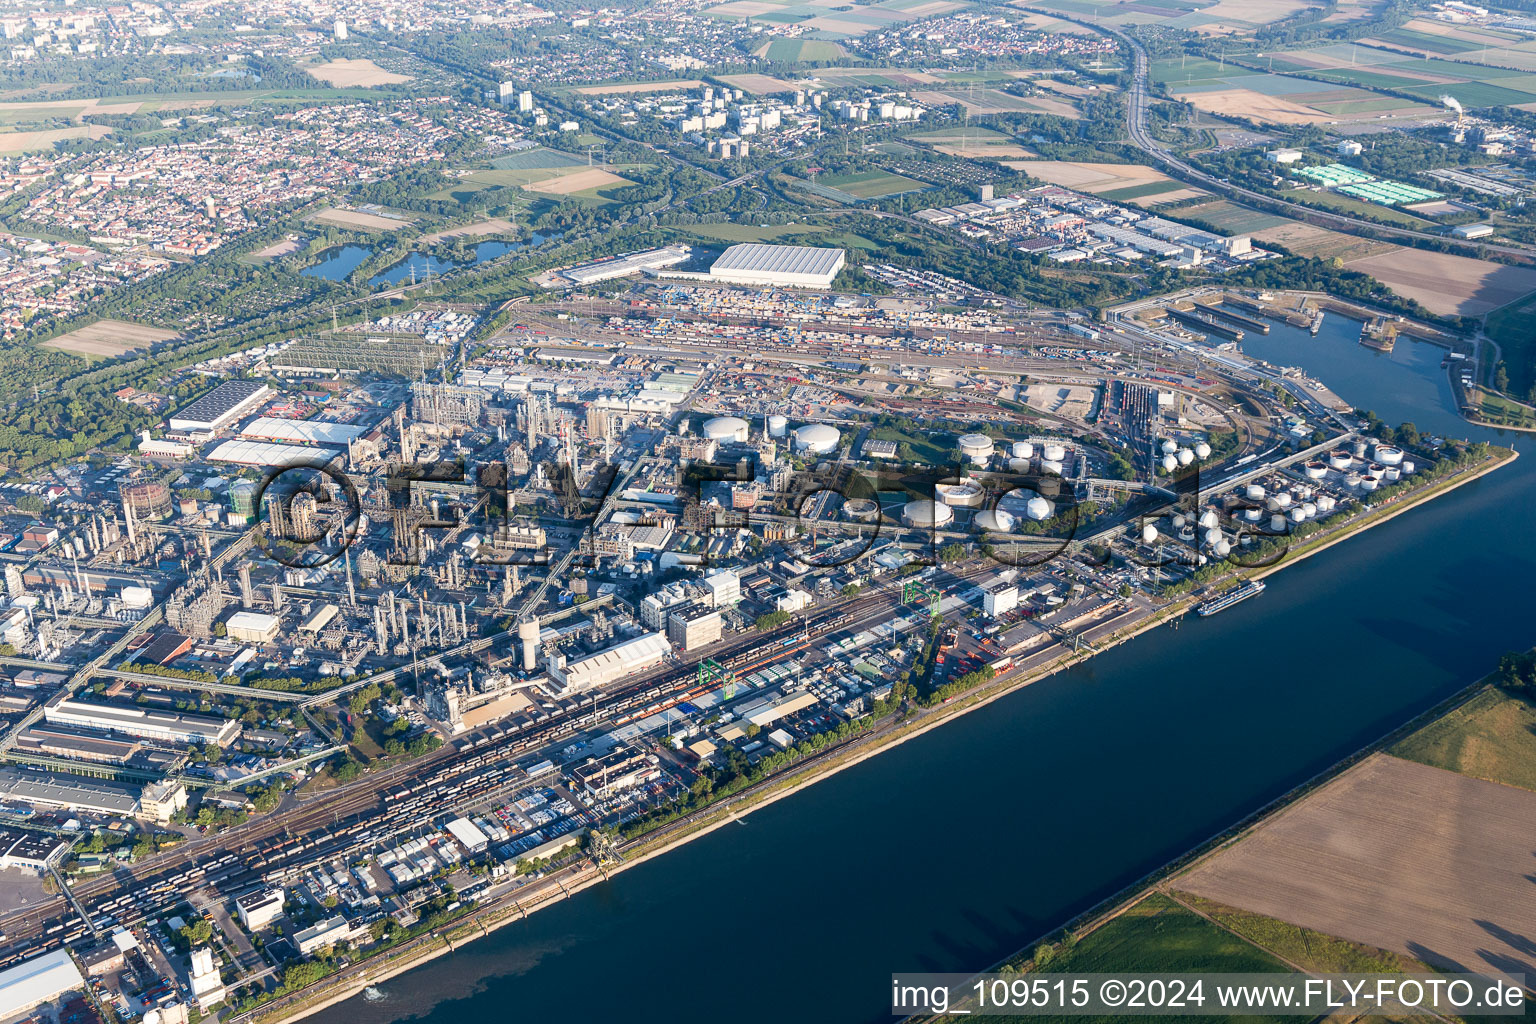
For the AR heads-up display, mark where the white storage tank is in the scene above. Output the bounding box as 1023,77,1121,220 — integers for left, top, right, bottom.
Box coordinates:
1374,444,1404,466
902,500,954,528
957,433,995,466
976,508,1016,533
1204,528,1222,547
1177,448,1195,466
1245,483,1266,501
1315,494,1336,512
702,415,750,442
1384,466,1401,482
1328,450,1353,471
1244,508,1262,522
1303,461,1327,480
793,423,841,454
1401,459,1416,474
1011,440,1034,460
1161,455,1177,473
1141,523,1158,544
1161,439,1179,455
1301,501,1317,518
1025,496,1054,520
1041,459,1065,475
1366,463,1386,480
1198,509,1219,529
1361,476,1380,492
768,414,788,438
1043,443,1067,463
1215,539,1231,558
1195,441,1212,460
1270,514,1289,533
1009,458,1031,473
1345,472,1363,488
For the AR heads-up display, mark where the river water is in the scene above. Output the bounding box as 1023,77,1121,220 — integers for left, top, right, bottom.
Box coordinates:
317,318,1535,1024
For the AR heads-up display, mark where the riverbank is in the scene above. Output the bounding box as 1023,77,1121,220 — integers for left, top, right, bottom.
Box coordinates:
254,446,1517,1024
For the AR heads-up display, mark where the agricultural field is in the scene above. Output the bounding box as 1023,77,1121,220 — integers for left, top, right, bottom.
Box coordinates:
1484,291,1536,395
703,0,965,38
909,127,1038,159
1016,0,1332,35
1176,199,1291,234
1178,754,1536,980
817,169,928,199
1266,44,1536,109
914,86,1080,117
753,38,847,61
1344,247,1536,317
41,319,177,358
1005,160,1198,203
308,207,413,232
0,124,112,153
715,73,801,95
1249,221,1398,262
1152,56,1437,123
523,168,635,199
303,59,410,88
1393,686,1536,793
489,148,586,172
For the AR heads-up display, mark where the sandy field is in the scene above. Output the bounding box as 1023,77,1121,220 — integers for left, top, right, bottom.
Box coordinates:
706,0,783,15
305,59,410,88
1176,87,1338,124
1179,754,1536,979
251,237,305,259
1191,0,1313,33
1129,186,1208,205
913,88,1055,116
0,123,111,153
1346,248,1536,316
421,218,516,242
1251,221,1398,261
1009,9,1098,33
42,318,177,357
574,79,705,95
309,207,411,231
1005,160,1170,192
524,168,629,195
1020,382,1098,421
717,73,801,95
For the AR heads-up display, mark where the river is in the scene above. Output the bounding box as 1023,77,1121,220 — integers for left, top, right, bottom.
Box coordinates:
317,318,1534,1024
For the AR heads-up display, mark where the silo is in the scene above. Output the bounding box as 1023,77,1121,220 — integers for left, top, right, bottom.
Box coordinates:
518,618,541,671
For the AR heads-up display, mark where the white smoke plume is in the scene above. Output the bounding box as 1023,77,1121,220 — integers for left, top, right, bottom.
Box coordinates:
1441,94,1464,116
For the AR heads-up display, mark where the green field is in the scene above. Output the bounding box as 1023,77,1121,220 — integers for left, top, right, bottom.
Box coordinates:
759,38,846,61
1097,181,1188,202
818,170,928,199
906,126,1014,143
490,148,585,171
1485,292,1536,396
1391,686,1536,793
870,425,953,465
1287,188,1435,229
1173,892,1421,974
1177,200,1289,234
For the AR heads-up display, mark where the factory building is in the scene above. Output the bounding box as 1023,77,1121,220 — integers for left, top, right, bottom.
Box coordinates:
293,916,364,956
45,698,241,747
206,439,339,469
708,243,846,289
140,780,188,825
235,888,286,930
983,585,1019,618
0,949,85,1022
0,767,140,816
238,418,367,445
668,605,723,651
225,611,280,644
549,633,671,693
168,380,272,434
0,827,67,875
561,245,693,285
570,747,661,797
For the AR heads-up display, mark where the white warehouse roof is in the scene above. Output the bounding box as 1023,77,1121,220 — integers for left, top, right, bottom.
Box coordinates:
553,632,671,692
709,243,846,289
240,418,366,446
206,440,338,468
0,948,85,1020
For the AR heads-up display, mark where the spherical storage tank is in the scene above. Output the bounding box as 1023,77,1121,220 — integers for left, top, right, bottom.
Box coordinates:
702,415,750,443
1161,439,1179,455
1177,448,1195,466
1141,524,1158,544
793,423,840,454
1198,509,1219,529
1025,496,1054,520
768,414,788,438
976,509,1016,533
1161,455,1178,473
903,500,953,529
957,433,994,466
1012,440,1034,460
1194,441,1212,460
